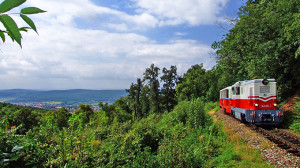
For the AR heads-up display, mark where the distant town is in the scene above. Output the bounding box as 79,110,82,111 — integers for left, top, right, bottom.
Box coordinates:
0,89,127,112
8,102,100,112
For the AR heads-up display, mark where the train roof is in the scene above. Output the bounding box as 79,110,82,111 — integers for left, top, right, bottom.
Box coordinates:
234,79,275,86
220,86,232,91
220,79,276,91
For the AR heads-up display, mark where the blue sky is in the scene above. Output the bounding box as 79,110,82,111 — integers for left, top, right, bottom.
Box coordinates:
0,0,245,90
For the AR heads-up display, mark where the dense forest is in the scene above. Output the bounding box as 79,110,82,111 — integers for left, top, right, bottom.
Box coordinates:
1,0,300,167
212,0,300,101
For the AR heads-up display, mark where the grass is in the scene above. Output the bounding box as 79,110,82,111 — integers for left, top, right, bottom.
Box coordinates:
207,104,273,168
223,124,272,167
261,141,273,149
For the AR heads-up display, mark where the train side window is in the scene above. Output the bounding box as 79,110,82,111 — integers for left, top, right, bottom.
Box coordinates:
235,87,240,95
226,89,229,98
221,90,227,98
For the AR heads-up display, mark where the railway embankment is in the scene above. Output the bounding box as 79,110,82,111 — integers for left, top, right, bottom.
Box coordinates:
214,109,300,167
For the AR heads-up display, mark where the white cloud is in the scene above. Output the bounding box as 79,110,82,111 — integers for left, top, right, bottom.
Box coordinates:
134,0,229,26
26,0,158,30
175,32,187,36
26,0,229,29
0,26,215,89
0,0,223,90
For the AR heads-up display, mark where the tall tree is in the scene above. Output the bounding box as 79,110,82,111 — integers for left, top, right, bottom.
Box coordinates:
143,64,161,113
135,78,143,117
126,78,142,118
126,82,137,117
176,64,207,101
161,65,178,112
140,85,150,116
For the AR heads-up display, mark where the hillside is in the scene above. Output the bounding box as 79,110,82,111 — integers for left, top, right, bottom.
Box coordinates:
1,0,300,167
0,89,128,105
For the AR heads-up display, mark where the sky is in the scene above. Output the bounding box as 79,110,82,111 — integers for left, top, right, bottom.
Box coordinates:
0,0,245,90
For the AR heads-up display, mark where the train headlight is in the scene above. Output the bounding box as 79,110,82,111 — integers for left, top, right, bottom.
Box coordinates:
254,103,259,107
273,103,277,107
262,79,269,85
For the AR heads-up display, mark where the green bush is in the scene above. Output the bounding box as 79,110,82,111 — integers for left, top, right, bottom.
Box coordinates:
0,99,273,167
160,98,212,130
290,99,300,133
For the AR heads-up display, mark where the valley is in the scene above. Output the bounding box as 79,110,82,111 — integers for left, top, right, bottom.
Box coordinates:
0,89,127,110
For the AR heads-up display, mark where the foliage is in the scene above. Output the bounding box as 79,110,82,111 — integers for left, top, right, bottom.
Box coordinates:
42,107,71,130
0,103,48,133
212,0,300,100
1,0,298,167
176,64,221,102
0,98,271,167
0,0,45,47
161,65,178,112
143,64,161,113
125,64,179,119
75,104,94,124
126,78,143,118
290,98,300,133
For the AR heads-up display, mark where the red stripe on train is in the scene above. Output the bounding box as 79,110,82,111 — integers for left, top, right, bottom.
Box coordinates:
248,96,276,100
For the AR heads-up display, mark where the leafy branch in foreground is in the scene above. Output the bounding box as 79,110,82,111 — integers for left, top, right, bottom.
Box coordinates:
0,0,46,47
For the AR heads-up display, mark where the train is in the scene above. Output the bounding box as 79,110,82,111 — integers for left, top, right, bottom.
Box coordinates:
219,79,283,125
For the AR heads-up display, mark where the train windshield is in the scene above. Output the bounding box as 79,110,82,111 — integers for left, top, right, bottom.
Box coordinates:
260,86,270,93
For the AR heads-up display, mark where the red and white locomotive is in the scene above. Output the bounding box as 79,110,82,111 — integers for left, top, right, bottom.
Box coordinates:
220,79,283,125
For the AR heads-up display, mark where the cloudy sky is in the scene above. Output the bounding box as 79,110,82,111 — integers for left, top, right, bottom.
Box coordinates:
0,0,244,90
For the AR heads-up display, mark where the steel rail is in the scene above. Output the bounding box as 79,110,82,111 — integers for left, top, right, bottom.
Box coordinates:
249,124,300,156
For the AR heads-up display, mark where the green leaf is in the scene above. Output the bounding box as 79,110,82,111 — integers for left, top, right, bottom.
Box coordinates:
10,156,20,161
7,31,15,41
0,0,26,13
0,31,5,42
19,27,30,32
0,14,22,46
20,14,37,33
21,7,46,14
296,46,300,59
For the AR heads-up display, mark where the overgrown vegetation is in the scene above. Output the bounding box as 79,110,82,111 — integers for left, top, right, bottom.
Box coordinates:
1,0,299,167
290,98,300,133
212,0,300,101
0,100,271,167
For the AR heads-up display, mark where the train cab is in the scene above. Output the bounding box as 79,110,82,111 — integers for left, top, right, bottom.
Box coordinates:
220,79,283,125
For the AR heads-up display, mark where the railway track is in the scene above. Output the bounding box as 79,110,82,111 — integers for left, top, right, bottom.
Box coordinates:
248,124,300,156
217,110,300,166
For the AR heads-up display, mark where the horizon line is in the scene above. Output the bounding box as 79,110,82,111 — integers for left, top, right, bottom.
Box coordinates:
0,88,127,91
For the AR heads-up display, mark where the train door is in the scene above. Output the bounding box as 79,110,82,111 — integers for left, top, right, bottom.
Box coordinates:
249,87,254,109
235,86,241,108
225,89,229,106
232,85,240,108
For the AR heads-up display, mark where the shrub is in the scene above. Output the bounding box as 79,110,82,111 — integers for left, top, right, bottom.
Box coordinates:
159,98,212,130
290,99,300,133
